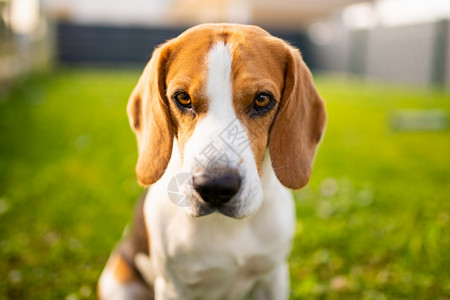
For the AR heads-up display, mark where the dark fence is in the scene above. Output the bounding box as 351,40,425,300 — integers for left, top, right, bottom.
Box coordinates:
56,22,314,68
57,23,184,66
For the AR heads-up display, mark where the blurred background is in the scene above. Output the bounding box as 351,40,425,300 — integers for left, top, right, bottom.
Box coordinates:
0,0,449,299
2,0,450,86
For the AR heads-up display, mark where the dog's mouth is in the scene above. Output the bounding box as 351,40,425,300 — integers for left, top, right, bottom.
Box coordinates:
189,190,246,219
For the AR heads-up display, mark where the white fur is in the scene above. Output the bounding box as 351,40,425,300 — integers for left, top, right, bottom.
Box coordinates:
142,43,296,299
98,267,127,300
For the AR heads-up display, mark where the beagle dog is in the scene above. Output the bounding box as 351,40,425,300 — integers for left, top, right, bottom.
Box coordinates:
98,23,326,300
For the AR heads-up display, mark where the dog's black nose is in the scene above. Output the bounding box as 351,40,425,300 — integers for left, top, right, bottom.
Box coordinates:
192,170,241,207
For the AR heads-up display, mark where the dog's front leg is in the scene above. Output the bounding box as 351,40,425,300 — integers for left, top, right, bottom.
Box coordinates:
154,276,182,300
98,251,154,300
249,262,290,300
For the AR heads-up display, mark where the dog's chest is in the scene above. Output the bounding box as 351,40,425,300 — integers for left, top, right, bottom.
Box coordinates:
174,250,275,286
162,221,281,298
171,232,276,277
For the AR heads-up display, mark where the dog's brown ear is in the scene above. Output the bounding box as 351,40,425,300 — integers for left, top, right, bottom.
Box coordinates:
269,46,327,189
127,44,173,186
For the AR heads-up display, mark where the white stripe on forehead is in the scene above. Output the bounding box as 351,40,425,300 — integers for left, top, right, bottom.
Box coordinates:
206,42,234,119
179,41,262,217
181,41,243,169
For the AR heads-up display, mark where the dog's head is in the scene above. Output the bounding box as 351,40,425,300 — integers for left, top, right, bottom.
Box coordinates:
127,24,326,219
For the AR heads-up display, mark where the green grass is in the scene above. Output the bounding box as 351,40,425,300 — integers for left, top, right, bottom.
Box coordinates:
0,69,449,299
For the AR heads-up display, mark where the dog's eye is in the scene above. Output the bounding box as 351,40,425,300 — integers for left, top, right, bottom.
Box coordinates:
254,93,271,109
174,92,192,108
248,92,276,118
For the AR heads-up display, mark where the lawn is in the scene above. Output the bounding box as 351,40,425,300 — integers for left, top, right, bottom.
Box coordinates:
0,68,449,299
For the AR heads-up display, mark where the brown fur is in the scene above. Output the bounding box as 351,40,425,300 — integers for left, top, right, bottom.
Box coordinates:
112,253,138,283
229,30,288,175
127,24,326,186
268,46,327,189
127,46,174,186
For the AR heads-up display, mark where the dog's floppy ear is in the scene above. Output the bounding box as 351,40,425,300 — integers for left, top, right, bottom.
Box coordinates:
269,46,327,189
127,44,173,186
